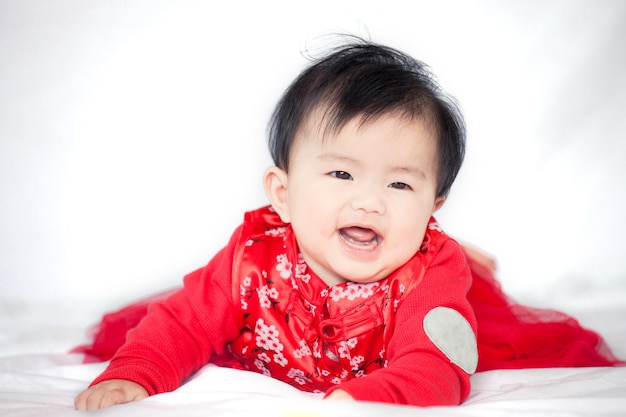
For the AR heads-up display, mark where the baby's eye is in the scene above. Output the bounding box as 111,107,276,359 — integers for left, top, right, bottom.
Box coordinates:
329,171,353,180
389,182,412,190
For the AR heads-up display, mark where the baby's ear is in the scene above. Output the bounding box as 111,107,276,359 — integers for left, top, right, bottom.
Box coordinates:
433,196,446,213
263,166,291,223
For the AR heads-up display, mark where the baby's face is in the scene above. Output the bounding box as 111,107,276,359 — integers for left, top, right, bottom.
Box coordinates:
282,113,444,287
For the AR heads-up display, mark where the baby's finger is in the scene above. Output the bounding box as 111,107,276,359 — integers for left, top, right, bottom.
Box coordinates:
98,387,129,409
75,388,101,411
74,390,88,411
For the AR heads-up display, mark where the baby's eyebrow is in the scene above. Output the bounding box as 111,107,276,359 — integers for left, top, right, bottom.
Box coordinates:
391,165,427,180
317,152,358,164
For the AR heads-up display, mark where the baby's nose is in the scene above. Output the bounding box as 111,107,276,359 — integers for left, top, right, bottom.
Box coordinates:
350,186,386,215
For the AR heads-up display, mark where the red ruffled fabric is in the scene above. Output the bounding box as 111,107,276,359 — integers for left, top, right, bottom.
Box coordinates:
463,249,622,371
72,289,178,363
72,248,623,369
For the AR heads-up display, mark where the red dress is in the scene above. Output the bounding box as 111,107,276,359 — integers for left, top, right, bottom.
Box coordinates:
73,206,622,406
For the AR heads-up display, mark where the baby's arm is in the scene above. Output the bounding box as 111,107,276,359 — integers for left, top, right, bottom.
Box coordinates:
73,285,223,410
74,379,148,411
74,232,241,410
325,240,477,405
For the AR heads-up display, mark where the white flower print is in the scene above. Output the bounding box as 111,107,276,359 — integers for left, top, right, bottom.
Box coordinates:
265,337,284,353
275,254,292,279
254,359,271,377
294,253,311,283
267,287,279,299
273,352,288,367
287,368,310,385
329,286,344,302
350,355,365,371
255,319,281,351
338,343,349,359
240,276,253,310
265,226,287,237
356,283,376,299
257,285,279,309
338,337,358,359
295,263,311,283
293,339,312,359
393,283,406,311
313,339,322,358
329,282,379,301
254,318,286,369
428,221,442,233
343,285,361,301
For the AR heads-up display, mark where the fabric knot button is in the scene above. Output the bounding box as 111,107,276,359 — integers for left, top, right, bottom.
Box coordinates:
321,325,336,338
240,328,253,343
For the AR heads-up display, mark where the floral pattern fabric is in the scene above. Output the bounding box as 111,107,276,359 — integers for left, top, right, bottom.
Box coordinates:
227,206,447,393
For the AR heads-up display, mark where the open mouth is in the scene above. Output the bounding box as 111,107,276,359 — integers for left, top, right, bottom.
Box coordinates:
339,226,380,248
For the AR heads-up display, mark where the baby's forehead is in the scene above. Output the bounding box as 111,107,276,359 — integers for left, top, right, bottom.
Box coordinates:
296,108,439,145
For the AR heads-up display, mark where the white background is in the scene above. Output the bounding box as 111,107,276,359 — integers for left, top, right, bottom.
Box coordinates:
1,0,625,313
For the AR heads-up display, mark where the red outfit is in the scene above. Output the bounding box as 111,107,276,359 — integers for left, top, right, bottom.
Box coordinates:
75,206,623,406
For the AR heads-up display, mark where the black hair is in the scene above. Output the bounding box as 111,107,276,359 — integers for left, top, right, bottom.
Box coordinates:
267,37,465,198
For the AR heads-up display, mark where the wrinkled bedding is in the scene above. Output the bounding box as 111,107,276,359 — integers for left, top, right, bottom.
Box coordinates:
1,298,624,417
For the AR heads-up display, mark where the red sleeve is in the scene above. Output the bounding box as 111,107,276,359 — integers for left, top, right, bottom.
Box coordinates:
326,239,476,406
90,227,242,395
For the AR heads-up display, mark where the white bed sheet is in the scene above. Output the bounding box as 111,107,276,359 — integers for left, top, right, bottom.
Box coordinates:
1,297,624,417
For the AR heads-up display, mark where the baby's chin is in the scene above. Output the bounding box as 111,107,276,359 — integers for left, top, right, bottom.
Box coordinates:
308,252,406,286
330,265,397,285
316,269,382,287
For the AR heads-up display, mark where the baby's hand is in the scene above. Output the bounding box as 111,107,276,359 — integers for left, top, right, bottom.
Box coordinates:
74,379,148,411
324,389,354,401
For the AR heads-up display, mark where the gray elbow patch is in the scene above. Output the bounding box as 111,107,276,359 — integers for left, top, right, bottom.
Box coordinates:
423,307,478,374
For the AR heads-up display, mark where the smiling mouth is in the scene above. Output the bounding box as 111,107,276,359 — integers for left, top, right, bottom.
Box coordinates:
339,226,380,248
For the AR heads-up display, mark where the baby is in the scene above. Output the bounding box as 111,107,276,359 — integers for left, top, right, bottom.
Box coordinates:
75,38,480,409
